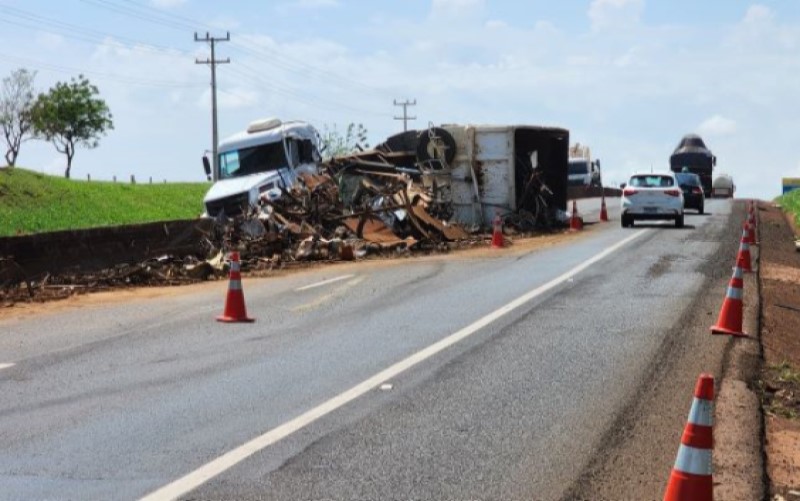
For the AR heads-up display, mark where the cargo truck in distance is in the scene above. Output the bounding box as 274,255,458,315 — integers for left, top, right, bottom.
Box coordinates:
201,118,321,218
669,134,716,196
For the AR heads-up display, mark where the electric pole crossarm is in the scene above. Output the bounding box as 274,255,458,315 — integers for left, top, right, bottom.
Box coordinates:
393,99,417,132
194,31,231,182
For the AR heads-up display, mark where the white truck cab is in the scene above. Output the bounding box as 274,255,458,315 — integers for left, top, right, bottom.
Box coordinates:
202,118,321,217
568,144,601,188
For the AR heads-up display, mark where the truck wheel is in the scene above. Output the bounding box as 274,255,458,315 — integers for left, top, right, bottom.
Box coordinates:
675,214,684,228
417,127,457,165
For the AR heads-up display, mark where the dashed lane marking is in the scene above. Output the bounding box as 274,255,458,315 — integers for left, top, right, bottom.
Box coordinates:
139,229,649,501
295,274,356,292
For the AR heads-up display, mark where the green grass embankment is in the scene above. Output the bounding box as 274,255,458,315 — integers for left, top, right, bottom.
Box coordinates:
0,167,210,236
777,188,800,229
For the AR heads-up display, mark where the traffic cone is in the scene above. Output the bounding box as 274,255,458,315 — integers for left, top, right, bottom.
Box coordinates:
710,263,747,337
743,220,755,246
570,200,583,231
217,251,255,323
600,192,609,222
736,228,753,273
491,213,504,249
663,373,714,501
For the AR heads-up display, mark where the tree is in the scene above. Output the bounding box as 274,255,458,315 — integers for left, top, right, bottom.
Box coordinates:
319,123,369,159
0,68,37,167
31,75,113,178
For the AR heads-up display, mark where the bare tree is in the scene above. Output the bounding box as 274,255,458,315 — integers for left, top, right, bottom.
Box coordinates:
0,68,36,167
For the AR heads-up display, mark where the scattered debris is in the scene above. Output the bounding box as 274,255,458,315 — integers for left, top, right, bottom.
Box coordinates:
2,124,573,306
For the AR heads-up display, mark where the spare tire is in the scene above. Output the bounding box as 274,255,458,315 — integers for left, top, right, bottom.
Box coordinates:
416,127,457,165
376,130,419,153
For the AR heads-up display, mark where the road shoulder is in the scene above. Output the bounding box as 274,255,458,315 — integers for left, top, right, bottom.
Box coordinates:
758,201,800,500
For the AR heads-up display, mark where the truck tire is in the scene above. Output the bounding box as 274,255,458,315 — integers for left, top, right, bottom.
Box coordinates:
416,128,457,165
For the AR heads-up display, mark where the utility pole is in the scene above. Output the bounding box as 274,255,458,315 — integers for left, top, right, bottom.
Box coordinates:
195,32,230,181
393,99,417,132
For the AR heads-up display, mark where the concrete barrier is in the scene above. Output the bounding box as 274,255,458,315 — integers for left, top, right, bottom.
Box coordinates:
0,219,214,282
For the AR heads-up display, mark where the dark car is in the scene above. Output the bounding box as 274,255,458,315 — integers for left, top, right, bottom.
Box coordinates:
676,172,705,214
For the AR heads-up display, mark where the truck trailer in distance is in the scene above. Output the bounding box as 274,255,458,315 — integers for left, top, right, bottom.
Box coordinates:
669,134,716,196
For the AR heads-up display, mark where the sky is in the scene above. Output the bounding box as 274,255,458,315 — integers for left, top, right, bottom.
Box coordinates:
1,0,800,199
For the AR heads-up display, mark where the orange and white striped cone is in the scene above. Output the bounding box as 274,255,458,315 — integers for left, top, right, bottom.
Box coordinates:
217,251,255,323
491,213,504,249
570,200,583,231
743,220,755,246
710,263,747,337
600,192,609,222
736,228,753,273
663,373,714,501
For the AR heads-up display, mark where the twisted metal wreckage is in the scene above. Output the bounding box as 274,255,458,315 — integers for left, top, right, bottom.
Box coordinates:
218,123,572,264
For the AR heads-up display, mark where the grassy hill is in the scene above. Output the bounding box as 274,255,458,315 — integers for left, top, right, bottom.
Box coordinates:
777,188,800,227
0,167,210,236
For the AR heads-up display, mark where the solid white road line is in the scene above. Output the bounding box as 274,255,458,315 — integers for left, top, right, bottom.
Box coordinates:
139,229,649,501
0,363,15,370
295,274,356,292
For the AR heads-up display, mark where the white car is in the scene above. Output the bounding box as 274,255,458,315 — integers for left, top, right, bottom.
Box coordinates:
621,172,684,228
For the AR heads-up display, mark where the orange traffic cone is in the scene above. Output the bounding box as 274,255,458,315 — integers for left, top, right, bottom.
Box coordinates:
217,251,255,323
710,263,747,337
743,220,755,245
491,213,504,249
663,373,714,501
600,192,609,222
736,228,753,273
570,200,583,231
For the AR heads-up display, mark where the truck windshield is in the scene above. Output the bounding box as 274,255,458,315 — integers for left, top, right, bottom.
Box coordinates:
568,161,589,175
218,141,289,180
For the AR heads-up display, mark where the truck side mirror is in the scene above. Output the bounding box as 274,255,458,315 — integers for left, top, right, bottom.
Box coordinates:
595,159,601,170
202,155,212,181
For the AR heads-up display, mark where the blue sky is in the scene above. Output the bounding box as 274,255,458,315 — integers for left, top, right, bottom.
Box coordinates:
1,0,799,199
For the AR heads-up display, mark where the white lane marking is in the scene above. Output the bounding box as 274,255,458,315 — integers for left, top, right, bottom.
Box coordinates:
295,274,356,292
292,277,366,313
139,229,649,501
0,363,15,370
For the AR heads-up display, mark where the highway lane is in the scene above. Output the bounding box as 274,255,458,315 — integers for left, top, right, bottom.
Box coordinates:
0,198,732,500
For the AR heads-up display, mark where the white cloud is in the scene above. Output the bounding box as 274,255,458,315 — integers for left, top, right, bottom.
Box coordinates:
743,4,774,25
588,0,644,31
486,20,507,30
698,115,738,137
150,0,187,8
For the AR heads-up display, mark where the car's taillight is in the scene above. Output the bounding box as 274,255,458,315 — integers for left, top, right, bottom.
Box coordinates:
623,187,638,196
692,187,703,194
665,189,681,197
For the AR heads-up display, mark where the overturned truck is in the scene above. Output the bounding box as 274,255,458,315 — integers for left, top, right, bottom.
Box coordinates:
332,124,570,230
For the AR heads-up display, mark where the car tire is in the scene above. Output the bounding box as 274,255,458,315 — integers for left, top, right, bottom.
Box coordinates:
698,204,704,215
675,214,684,228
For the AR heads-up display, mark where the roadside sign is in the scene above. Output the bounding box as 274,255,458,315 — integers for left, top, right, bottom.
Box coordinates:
782,177,800,194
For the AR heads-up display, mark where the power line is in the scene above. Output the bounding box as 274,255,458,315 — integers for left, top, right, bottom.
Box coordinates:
393,99,417,131
195,32,230,182
0,51,203,89
79,0,392,100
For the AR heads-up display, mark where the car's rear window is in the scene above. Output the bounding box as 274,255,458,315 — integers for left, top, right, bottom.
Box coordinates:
676,173,700,186
629,175,675,187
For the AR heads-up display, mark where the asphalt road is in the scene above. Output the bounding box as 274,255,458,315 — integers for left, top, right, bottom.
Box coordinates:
0,198,735,500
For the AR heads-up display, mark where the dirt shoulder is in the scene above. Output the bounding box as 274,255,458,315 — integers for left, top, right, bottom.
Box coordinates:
758,201,800,499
